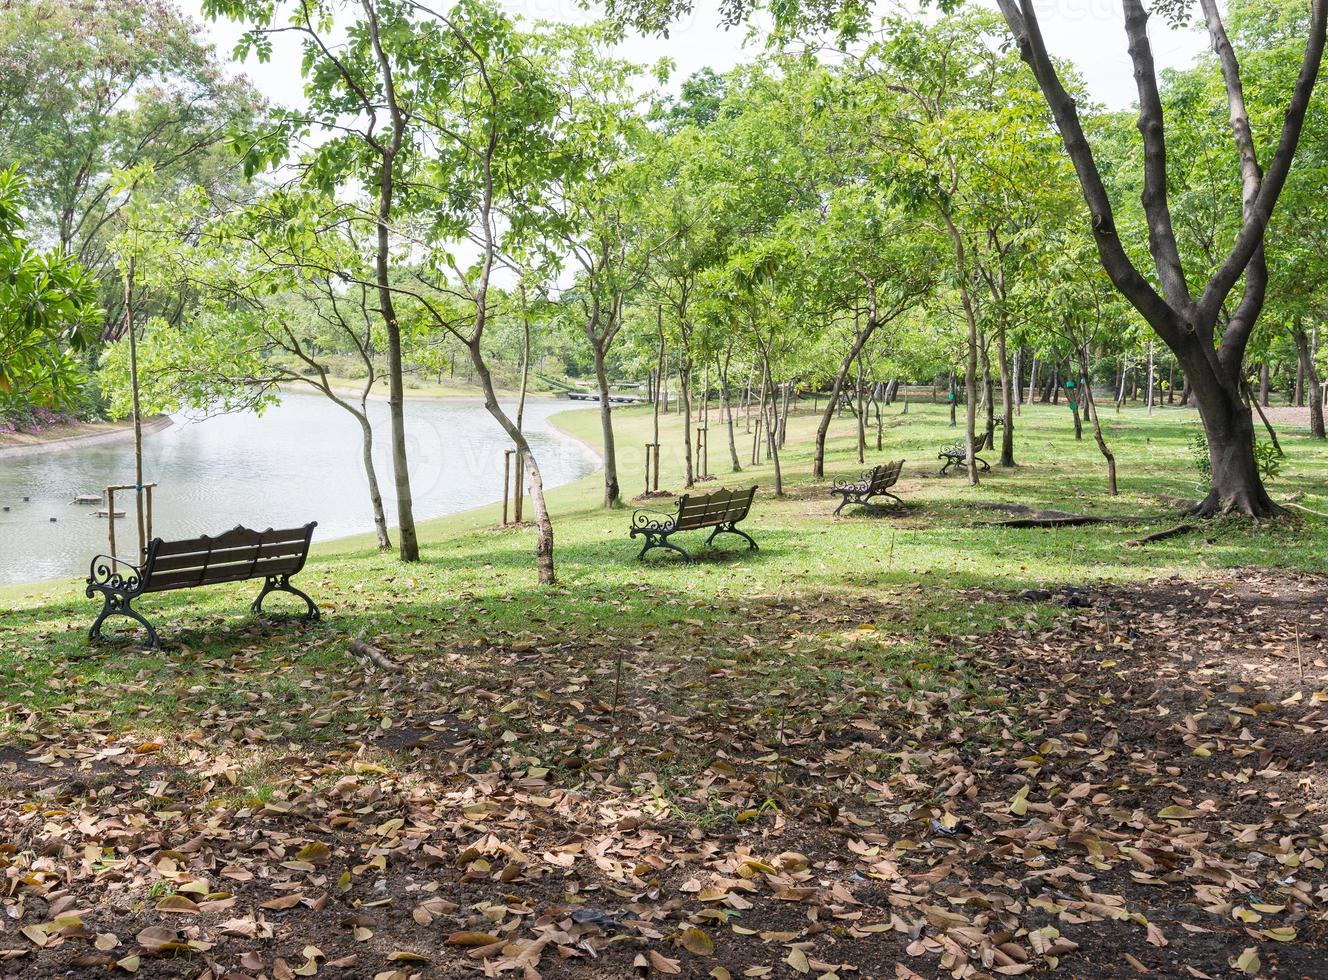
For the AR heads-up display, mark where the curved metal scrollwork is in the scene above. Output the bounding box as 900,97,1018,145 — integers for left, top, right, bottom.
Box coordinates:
86,555,144,597
630,509,677,534
832,475,871,492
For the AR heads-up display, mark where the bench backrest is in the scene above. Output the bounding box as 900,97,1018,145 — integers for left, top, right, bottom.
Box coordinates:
673,486,757,531
870,459,904,492
141,523,317,594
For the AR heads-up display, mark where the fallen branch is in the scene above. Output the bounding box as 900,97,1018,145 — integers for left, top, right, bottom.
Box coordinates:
350,636,402,673
1124,523,1197,547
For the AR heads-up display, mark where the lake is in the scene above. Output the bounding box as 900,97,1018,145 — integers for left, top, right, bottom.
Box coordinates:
0,393,598,586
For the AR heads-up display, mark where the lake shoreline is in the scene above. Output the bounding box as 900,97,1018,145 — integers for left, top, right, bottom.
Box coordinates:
0,399,604,591
0,415,173,460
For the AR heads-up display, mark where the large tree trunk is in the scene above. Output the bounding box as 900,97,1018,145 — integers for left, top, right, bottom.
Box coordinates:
592,343,620,507
1187,362,1282,516
362,30,419,564
1293,326,1325,439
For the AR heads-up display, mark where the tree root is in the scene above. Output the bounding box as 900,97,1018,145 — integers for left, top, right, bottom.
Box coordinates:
1186,490,1289,519
1284,502,1328,520
1124,523,1197,547
996,515,1111,528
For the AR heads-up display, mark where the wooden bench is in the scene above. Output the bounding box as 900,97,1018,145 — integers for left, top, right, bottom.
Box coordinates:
85,523,319,648
830,459,905,515
939,444,990,475
630,486,758,562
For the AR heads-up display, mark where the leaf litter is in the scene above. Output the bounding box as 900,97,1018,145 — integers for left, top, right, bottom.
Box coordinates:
0,569,1325,977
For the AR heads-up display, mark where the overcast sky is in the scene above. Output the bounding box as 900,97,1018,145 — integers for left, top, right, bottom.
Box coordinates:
178,0,1210,112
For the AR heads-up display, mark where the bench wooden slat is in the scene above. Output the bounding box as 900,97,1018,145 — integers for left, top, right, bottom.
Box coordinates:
150,540,309,574
154,526,309,558
141,556,305,593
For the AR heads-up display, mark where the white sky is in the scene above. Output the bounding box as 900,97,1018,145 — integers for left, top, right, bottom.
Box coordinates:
178,0,1210,112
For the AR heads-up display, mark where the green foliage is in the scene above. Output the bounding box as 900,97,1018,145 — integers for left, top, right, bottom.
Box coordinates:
0,167,101,408
1189,426,1213,487
1254,437,1283,482
0,0,260,312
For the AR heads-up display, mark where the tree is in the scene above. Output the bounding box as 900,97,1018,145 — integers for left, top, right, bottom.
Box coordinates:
547,40,650,508
993,0,1327,514
0,168,100,407
103,189,399,551
206,0,422,561
0,0,260,329
392,6,629,584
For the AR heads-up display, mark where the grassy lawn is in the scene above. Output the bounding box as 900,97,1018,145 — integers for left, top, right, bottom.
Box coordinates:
1,398,1325,977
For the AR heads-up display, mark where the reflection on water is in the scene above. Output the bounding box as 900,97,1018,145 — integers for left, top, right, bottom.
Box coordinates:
0,393,597,585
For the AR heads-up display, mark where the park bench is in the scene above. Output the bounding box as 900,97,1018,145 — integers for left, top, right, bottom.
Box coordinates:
939,444,990,475
86,522,319,648
630,486,758,562
830,459,905,515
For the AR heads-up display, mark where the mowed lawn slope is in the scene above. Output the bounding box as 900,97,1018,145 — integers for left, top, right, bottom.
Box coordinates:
0,399,1325,978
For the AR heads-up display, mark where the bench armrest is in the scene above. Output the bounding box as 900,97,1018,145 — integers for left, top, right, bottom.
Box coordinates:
631,508,677,532
86,554,146,593
831,471,872,491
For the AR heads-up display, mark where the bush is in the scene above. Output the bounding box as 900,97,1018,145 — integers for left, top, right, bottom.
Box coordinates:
0,403,78,436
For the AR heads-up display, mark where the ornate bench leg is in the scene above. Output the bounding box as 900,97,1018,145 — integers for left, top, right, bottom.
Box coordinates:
832,492,849,516
633,530,656,560
252,575,320,621
707,523,757,550
881,491,904,506
87,589,160,649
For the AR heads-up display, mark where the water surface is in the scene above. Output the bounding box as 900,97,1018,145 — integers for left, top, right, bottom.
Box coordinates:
0,393,597,585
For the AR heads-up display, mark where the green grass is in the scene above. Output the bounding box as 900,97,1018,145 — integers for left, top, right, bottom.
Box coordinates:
2,397,1326,798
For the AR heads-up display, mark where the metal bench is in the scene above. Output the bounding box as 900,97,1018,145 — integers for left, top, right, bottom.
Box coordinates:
830,459,905,515
630,486,758,562
85,523,319,648
939,444,990,475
